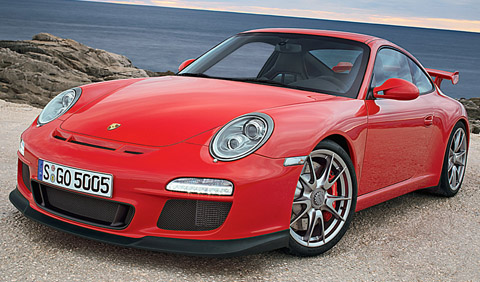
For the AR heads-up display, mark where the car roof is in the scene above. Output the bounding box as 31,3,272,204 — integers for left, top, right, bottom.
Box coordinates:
241,28,382,44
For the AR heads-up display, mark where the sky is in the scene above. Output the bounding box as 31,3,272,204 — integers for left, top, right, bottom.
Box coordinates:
86,0,480,33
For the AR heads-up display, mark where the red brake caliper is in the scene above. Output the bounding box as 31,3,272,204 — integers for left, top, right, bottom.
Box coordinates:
323,171,338,221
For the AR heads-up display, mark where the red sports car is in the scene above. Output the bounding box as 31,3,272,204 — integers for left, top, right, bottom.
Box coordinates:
10,28,469,257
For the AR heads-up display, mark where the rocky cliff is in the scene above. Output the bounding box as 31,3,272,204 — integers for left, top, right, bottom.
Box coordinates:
0,33,172,107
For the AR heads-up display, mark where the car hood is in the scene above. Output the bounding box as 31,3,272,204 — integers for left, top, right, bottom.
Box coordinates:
61,76,321,146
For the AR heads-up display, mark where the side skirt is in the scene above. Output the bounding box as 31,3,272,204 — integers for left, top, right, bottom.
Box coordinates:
356,174,437,211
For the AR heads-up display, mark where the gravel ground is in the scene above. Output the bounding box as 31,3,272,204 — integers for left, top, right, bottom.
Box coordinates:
1,99,479,282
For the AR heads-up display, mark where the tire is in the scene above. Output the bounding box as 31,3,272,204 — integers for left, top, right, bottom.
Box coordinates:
429,122,468,197
288,139,357,256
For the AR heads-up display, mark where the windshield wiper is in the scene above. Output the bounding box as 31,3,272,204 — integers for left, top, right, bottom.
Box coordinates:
227,78,288,87
177,74,289,88
177,73,213,78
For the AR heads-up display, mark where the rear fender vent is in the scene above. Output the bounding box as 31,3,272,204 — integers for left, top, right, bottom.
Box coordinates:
157,199,232,231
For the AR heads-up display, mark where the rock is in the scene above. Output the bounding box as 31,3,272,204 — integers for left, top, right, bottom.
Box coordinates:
0,33,169,107
32,33,61,42
458,98,480,134
144,69,175,77
471,121,480,134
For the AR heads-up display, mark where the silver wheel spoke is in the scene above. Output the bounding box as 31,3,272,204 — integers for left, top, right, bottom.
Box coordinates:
450,167,458,187
456,150,466,158
299,175,314,192
304,209,317,246
326,194,351,204
448,158,454,172
454,131,461,152
299,156,318,192
324,167,345,190
290,197,311,227
454,151,466,166
318,153,335,190
456,168,462,187
324,194,350,221
455,131,464,152
322,202,345,222
318,210,326,244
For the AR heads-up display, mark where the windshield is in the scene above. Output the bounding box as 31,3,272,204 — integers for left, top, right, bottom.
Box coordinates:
179,32,370,98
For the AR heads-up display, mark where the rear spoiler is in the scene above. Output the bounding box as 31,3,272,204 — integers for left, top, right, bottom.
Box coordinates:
426,68,459,88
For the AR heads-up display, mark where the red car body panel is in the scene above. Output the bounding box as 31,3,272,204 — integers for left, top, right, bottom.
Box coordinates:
61,76,319,146
11,28,469,256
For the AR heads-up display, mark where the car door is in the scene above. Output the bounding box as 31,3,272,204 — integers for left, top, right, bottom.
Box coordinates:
360,48,435,194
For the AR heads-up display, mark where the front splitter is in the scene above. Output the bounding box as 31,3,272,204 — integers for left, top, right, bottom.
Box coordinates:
9,188,289,257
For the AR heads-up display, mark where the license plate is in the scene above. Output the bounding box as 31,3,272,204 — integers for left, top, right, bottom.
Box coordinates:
38,160,113,198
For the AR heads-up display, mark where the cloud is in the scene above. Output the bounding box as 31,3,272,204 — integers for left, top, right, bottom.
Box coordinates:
85,0,480,32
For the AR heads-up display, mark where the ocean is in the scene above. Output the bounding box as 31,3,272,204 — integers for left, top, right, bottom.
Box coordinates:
0,0,479,98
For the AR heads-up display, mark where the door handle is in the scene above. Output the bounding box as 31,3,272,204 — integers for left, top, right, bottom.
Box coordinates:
424,114,434,126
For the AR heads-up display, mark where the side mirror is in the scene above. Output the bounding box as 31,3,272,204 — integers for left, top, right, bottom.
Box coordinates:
332,62,353,73
178,59,195,72
373,78,419,101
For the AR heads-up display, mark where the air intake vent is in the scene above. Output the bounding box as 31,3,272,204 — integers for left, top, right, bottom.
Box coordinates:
21,162,31,191
157,199,232,231
52,131,148,155
69,140,116,151
31,181,134,229
124,150,143,155
53,135,67,141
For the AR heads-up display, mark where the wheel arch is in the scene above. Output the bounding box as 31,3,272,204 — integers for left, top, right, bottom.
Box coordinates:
318,133,357,173
457,118,470,146
441,117,470,157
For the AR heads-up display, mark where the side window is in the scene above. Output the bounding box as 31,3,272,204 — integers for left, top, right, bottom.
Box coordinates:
372,48,413,87
408,59,434,94
205,42,273,78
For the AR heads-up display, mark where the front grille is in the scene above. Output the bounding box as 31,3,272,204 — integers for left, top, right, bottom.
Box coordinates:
157,199,232,231
31,181,134,229
21,162,31,191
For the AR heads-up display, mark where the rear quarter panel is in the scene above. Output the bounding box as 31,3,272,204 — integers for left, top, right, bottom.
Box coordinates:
428,90,470,184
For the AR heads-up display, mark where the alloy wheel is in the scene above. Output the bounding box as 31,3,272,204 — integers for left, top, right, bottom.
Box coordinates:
448,127,467,191
290,149,353,247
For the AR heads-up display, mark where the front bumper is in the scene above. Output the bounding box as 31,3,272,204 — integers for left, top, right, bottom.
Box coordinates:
10,188,289,256
13,120,303,256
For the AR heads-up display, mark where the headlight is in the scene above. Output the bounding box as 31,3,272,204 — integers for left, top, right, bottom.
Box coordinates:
210,112,274,161
37,88,81,125
19,139,25,156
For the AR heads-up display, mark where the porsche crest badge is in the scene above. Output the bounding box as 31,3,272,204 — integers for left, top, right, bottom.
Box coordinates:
107,123,121,131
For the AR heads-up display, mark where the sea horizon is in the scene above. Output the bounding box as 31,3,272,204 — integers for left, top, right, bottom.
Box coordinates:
81,0,480,35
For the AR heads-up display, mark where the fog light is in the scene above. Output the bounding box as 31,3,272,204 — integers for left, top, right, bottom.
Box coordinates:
166,178,233,196
19,139,25,156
